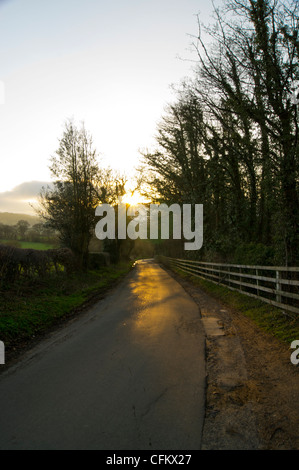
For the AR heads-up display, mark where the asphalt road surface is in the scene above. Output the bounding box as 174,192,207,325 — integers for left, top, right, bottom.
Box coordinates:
0,259,206,450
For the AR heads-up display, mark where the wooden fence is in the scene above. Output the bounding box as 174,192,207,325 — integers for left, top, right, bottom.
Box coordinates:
163,257,299,315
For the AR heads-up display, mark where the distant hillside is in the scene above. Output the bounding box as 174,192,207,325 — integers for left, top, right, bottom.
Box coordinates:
0,212,42,226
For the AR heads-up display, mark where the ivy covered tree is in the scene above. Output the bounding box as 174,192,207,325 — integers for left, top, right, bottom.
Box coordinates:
141,0,299,265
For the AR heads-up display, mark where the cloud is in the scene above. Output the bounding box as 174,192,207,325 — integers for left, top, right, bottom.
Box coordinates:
0,181,53,214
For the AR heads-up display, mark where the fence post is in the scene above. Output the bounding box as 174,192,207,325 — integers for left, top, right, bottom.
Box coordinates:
276,270,282,303
256,268,259,297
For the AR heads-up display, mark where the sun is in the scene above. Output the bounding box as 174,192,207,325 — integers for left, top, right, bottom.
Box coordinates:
121,191,146,207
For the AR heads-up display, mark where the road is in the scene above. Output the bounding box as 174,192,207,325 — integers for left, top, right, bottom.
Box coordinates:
0,259,206,450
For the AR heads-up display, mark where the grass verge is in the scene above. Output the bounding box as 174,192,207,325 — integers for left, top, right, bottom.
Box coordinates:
171,267,299,345
0,261,133,352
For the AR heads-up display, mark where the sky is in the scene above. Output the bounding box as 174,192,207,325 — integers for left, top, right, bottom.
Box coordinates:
0,0,217,214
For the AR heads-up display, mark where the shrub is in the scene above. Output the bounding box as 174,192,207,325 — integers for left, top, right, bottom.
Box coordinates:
233,243,275,265
88,252,110,269
0,245,76,284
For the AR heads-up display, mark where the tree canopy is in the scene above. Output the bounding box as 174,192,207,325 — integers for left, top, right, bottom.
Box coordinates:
140,0,299,265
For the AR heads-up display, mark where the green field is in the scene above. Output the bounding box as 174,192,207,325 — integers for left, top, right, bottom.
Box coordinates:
0,240,55,250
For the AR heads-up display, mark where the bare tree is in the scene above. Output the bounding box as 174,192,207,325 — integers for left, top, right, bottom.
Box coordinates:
37,120,103,270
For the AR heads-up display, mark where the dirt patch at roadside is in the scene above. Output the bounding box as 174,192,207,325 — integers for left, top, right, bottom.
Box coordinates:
164,266,299,450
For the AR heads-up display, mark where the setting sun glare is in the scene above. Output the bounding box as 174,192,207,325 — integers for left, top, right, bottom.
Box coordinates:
121,191,148,207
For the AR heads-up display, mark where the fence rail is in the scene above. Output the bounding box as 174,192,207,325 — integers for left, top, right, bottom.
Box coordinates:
163,257,299,314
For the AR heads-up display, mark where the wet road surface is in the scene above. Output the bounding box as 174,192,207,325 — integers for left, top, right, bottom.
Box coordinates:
0,259,205,450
